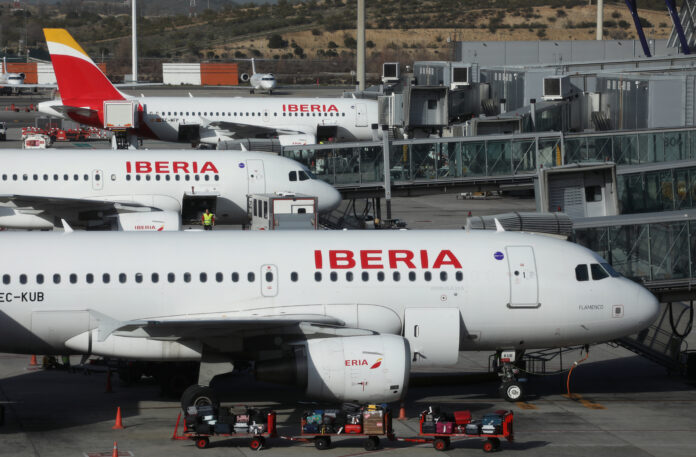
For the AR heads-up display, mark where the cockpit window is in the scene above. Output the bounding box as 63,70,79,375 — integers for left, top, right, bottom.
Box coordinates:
298,170,310,181
601,262,621,278
591,263,609,280
289,171,297,181
302,167,317,179
575,264,589,281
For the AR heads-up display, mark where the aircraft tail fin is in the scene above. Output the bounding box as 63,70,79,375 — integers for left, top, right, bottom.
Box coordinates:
43,28,125,108
251,58,256,75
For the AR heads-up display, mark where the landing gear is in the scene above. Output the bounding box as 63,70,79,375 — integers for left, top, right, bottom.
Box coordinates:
180,385,220,410
496,350,526,402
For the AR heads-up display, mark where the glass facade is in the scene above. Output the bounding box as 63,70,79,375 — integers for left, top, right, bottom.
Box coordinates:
574,220,696,282
618,165,696,214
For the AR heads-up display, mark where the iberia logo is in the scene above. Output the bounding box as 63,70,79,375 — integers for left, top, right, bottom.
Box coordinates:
370,358,383,370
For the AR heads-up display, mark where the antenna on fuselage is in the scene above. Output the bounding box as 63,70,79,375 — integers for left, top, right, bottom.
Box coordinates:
494,218,505,232
61,219,74,233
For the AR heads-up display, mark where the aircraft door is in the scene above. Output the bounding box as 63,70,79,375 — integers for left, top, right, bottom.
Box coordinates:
355,103,367,127
261,264,278,297
246,159,266,194
92,169,103,191
506,246,539,308
404,308,460,366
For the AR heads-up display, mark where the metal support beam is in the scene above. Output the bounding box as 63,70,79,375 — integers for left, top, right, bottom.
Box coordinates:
132,0,138,82
625,0,652,57
597,0,604,40
357,0,365,91
382,125,392,220
666,0,692,54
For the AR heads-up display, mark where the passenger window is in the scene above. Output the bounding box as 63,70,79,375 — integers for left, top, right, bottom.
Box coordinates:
216,272,223,283
393,271,401,281
315,272,322,282
20,274,27,284
36,274,44,284
330,272,338,282
69,274,77,284
346,271,353,281
103,273,110,284
362,271,369,281
232,272,239,282
291,272,298,282
456,271,463,281
264,201,268,219
424,271,432,282
53,274,60,284
184,272,191,283
377,272,385,281
575,264,589,281
440,271,448,281
2,274,9,284
409,271,416,281
265,272,273,282
151,273,159,283
289,171,297,181
168,273,175,283
248,272,255,282
86,273,94,284
135,273,143,283
591,263,609,280
200,272,207,283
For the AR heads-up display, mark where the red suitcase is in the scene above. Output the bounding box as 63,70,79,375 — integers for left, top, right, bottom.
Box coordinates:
454,410,472,425
345,424,362,434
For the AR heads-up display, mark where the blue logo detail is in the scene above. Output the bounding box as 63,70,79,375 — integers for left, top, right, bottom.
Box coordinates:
494,251,504,261
239,163,245,168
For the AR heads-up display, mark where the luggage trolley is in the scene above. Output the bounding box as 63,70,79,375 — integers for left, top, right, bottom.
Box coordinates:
294,405,395,451
173,406,277,450
403,408,513,452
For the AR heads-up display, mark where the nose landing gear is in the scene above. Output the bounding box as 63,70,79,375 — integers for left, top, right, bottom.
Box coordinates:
496,350,526,402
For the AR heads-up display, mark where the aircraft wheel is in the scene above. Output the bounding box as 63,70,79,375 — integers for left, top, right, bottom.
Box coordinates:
501,381,524,402
180,385,220,411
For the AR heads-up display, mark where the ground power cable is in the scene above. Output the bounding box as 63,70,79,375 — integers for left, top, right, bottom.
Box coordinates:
566,345,590,399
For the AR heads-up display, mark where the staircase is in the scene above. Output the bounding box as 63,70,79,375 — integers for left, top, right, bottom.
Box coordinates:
614,325,685,373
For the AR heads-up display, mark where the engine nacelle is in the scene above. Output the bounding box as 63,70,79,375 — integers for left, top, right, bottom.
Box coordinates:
277,134,316,146
240,73,250,82
256,335,410,403
114,211,181,231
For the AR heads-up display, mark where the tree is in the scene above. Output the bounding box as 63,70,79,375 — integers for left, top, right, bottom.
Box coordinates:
344,36,357,48
267,34,287,49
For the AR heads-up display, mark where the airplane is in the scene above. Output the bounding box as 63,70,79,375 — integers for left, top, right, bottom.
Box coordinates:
240,58,277,94
39,29,380,147
0,149,341,230
0,229,659,406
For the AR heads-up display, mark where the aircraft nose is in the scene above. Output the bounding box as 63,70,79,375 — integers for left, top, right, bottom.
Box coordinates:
317,184,342,213
635,286,660,330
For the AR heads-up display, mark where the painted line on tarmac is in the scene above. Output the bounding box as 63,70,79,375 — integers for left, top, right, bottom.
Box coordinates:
563,393,606,409
515,402,537,410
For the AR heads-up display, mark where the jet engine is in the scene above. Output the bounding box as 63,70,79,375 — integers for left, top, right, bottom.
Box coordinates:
113,211,181,231
255,334,410,402
0,208,54,230
277,134,316,146
240,73,250,82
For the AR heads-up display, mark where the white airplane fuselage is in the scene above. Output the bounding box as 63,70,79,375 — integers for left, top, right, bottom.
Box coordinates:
0,230,659,358
0,149,341,229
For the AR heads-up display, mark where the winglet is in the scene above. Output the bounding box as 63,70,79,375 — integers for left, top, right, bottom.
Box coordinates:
61,219,74,233
494,218,505,232
189,92,193,98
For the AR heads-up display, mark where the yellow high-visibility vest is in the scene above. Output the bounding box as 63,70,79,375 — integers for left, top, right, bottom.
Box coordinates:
203,213,213,225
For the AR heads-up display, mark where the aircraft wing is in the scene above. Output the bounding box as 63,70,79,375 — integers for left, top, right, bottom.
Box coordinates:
109,314,376,341
0,194,153,215
47,104,100,119
199,116,315,137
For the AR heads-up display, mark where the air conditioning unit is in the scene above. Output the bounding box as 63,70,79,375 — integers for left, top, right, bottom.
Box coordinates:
451,66,470,89
542,76,570,101
382,62,400,84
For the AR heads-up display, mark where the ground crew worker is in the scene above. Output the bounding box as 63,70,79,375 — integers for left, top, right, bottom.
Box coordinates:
202,208,215,230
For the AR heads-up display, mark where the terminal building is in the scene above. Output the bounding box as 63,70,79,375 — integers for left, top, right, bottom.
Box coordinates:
274,3,696,375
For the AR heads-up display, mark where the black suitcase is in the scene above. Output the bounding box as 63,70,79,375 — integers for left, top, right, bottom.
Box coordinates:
196,424,212,435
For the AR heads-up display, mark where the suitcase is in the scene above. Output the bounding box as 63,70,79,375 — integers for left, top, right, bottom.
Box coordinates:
214,423,231,434
465,422,481,435
198,405,215,416
347,413,362,424
322,415,334,425
307,414,323,424
482,414,503,427
196,424,212,435
482,424,497,435
303,423,318,433
250,424,266,434
454,411,471,425
421,422,436,434
186,406,198,415
436,421,453,434
345,424,362,434
236,414,250,423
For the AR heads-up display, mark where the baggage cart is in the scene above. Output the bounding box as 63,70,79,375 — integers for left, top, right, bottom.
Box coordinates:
415,409,514,452
172,408,277,450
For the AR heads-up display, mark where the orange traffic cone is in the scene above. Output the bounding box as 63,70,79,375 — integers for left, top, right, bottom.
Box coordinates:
105,369,113,393
112,407,124,430
111,441,118,457
397,403,407,420
29,355,37,366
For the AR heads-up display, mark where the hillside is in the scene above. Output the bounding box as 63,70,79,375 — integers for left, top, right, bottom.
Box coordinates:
1,0,675,82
